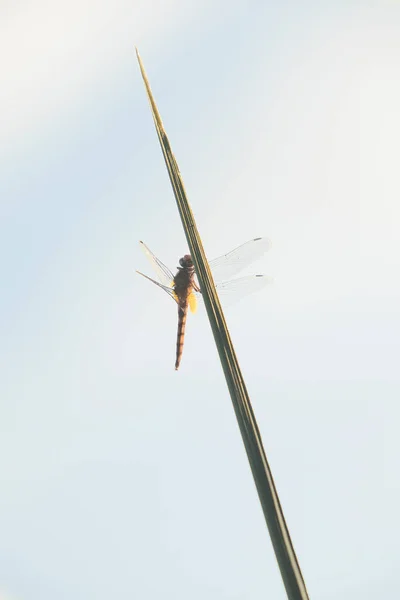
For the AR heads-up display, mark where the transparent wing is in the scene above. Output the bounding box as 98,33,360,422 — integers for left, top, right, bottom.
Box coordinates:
136,270,178,305
195,275,273,308
209,237,271,282
139,241,175,288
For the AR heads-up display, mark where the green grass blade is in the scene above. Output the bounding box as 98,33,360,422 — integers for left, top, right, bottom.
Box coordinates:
135,48,310,600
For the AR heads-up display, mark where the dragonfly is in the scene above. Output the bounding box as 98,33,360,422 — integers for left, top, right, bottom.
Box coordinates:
136,237,272,370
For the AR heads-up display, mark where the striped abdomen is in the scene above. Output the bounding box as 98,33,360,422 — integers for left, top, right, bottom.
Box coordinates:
175,303,188,370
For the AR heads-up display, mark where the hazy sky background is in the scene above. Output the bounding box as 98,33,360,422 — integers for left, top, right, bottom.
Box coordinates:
1,1,399,598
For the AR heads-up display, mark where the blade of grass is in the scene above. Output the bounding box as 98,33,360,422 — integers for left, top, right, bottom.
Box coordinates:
135,48,310,600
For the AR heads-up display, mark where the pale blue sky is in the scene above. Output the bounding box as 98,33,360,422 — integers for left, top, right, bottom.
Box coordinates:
1,1,400,599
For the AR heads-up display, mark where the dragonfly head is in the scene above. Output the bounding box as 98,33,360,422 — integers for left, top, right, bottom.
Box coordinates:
179,254,194,269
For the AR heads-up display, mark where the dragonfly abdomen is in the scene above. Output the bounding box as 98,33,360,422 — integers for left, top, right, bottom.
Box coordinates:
175,304,188,370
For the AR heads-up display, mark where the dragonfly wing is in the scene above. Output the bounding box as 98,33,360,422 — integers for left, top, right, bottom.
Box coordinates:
194,275,273,308
139,241,175,288
216,275,273,307
209,237,271,281
136,271,178,304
